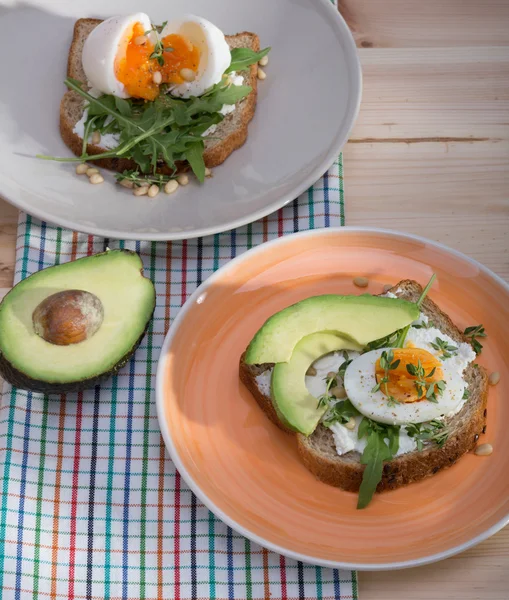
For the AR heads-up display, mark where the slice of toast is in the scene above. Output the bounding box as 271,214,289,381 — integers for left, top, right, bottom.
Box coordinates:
239,280,489,494
60,18,260,173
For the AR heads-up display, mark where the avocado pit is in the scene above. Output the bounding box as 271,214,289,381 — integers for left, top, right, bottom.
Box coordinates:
32,289,103,346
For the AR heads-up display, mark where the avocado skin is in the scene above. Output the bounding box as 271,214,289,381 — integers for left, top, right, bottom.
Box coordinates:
0,314,153,394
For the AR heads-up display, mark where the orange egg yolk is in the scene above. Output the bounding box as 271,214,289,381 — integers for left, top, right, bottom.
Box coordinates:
114,23,200,101
375,348,444,403
160,34,200,85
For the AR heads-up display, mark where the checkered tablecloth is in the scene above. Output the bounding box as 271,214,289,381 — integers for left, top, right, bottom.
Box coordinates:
0,155,358,599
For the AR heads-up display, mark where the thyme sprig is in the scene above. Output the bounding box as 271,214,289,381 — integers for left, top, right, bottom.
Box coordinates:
464,324,487,355
371,349,401,407
405,360,446,402
430,337,458,359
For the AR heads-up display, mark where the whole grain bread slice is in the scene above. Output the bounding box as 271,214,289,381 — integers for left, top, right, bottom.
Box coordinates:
239,280,489,494
60,18,259,173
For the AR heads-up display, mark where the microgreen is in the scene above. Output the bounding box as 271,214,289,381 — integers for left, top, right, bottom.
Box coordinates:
145,22,173,66
371,349,400,406
464,324,487,355
317,372,337,409
336,351,352,380
412,320,435,330
317,353,351,409
406,420,448,451
357,419,400,509
430,337,458,359
395,274,437,348
322,399,360,428
366,330,401,351
405,359,446,402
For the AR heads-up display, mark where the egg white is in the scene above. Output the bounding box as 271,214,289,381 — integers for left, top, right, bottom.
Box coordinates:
344,342,472,425
161,15,231,98
82,13,152,98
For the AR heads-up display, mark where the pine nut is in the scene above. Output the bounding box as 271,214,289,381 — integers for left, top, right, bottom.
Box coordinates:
327,372,336,379
134,35,147,45
91,131,101,145
257,67,266,80
148,184,160,198
353,276,369,288
133,186,149,196
89,173,104,184
204,167,212,177
344,418,356,431
258,55,269,67
474,443,493,456
86,167,99,176
180,68,196,82
164,180,179,195
383,284,393,293
331,385,346,399
119,179,134,189
177,174,189,186
152,71,162,85
489,371,500,386
306,366,317,377
76,163,89,175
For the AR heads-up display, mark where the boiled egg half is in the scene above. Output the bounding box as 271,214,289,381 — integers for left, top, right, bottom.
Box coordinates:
344,346,469,425
81,13,231,101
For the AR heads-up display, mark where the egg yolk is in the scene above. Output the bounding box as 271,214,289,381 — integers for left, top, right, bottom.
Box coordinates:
160,34,200,85
115,23,200,101
375,348,444,403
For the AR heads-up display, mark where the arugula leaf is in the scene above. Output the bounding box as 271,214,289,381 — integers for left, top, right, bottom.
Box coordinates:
226,47,271,73
358,424,394,509
114,96,132,117
185,142,206,182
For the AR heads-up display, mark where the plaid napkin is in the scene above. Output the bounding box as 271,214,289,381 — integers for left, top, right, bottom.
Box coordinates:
0,155,358,600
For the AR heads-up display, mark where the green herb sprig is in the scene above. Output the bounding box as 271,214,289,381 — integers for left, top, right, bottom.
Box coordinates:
322,399,360,428
406,420,448,451
145,22,174,66
405,359,446,402
430,337,458,359
412,320,435,330
371,349,401,407
463,324,487,355
317,372,337,409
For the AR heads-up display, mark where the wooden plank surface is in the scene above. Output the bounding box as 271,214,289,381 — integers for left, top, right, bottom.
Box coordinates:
0,0,508,597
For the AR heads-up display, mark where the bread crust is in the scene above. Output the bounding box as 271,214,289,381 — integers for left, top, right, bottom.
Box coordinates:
239,280,489,494
60,19,259,173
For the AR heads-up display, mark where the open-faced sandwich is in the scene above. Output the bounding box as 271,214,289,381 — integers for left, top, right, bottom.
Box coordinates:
39,13,269,196
240,276,490,508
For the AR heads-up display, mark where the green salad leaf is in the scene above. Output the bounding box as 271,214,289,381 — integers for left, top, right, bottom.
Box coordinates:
226,47,271,73
357,419,400,509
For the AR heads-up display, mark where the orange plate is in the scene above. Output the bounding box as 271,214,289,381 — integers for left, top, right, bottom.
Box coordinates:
156,228,509,570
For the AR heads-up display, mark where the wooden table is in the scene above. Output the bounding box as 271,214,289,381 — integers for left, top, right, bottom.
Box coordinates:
0,0,508,597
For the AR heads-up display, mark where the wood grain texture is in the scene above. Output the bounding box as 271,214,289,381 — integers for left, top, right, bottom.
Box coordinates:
338,0,509,48
0,0,508,596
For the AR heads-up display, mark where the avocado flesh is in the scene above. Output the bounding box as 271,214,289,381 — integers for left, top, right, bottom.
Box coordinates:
0,250,155,391
271,332,362,436
245,294,419,365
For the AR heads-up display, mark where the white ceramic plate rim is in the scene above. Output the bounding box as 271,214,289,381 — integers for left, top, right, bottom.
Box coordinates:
155,226,509,570
3,0,362,241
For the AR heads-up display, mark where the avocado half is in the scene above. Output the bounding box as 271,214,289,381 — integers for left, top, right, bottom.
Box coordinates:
0,249,156,393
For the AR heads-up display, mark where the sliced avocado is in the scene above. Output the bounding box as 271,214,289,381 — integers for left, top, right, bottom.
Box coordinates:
0,250,155,393
245,294,419,365
271,332,362,435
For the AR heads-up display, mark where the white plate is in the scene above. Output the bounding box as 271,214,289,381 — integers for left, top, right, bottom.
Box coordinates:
0,0,361,240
